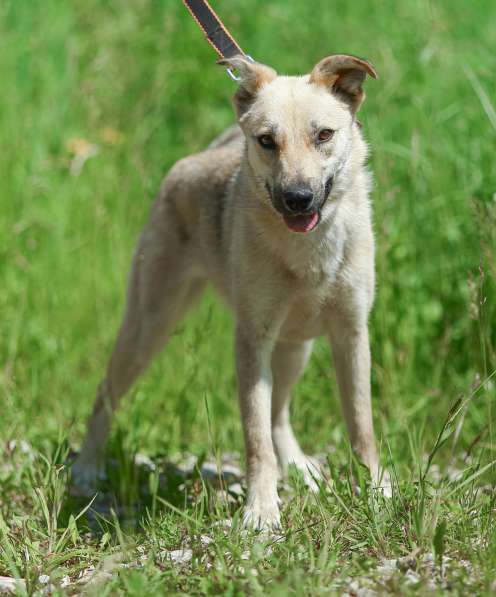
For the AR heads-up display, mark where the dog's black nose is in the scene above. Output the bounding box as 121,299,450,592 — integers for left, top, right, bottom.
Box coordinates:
282,188,314,213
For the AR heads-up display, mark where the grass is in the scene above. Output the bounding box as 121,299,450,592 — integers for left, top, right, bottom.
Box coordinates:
1,0,495,594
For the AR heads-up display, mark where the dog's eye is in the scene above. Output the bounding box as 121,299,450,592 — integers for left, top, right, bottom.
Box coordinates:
258,134,277,150
317,129,335,143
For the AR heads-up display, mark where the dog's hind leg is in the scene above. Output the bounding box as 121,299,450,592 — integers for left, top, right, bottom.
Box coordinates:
271,340,322,490
72,223,205,492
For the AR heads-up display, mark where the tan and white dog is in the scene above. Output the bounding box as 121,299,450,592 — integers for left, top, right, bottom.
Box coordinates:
73,54,386,529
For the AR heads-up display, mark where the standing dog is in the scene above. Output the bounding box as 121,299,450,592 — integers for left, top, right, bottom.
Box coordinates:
73,54,385,529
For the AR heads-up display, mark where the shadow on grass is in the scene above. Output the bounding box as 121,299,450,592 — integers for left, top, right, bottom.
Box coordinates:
62,444,244,537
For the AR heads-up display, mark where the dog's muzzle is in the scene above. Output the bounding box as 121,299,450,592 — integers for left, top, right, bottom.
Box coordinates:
282,187,314,214
267,177,334,233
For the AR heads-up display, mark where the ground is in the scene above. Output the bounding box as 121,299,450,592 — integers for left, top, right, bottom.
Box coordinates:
0,0,495,595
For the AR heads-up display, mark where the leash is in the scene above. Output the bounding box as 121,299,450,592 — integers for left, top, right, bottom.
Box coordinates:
182,0,253,80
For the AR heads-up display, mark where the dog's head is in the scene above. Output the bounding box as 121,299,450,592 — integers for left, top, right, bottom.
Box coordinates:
218,54,377,233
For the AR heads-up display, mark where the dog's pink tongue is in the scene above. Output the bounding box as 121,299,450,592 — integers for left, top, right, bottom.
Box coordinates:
283,212,319,233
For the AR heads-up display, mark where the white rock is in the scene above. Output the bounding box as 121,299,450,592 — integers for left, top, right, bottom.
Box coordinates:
134,453,156,471
60,576,71,589
422,552,435,564
212,519,232,529
199,462,221,478
228,482,244,496
175,455,198,475
163,549,193,565
376,558,397,575
357,589,377,597
85,571,113,587
219,463,243,478
77,566,95,581
6,440,34,457
200,461,243,482
404,570,421,585
344,579,377,597
76,565,114,588
348,580,359,592
0,576,26,594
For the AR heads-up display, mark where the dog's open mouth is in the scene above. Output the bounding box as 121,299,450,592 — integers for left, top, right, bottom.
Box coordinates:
283,212,319,233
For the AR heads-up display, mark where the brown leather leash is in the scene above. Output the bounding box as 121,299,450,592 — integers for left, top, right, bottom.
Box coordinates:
182,0,253,80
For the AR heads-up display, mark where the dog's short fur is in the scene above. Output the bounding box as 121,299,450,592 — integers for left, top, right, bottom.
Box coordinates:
73,54,386,528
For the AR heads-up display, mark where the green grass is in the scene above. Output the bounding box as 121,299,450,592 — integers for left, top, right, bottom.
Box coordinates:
1,0,495,594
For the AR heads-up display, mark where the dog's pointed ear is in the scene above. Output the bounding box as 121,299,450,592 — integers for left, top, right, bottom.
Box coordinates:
309,54,377,113
218,55,277,118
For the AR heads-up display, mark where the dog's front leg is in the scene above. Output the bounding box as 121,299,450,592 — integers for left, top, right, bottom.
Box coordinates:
328,317,382,485
236,328,281,530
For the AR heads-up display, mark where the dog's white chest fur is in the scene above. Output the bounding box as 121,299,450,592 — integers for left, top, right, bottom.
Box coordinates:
276,228,347,342
287,229,344,284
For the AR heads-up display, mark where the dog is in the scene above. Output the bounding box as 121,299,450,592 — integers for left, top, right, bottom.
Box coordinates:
72,53,386,529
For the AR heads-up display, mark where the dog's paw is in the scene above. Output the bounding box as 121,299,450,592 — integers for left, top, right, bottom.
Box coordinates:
70,458,105,497
289,456,323,492
366,466,392,498
242,492,281,531
280,453,323,492
374,469,392,498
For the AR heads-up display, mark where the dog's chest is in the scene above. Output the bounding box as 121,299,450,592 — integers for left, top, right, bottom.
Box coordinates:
278,245,344,342
284,229,344,287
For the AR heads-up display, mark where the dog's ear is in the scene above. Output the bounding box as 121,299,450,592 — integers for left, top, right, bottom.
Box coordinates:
309,54,377,113
218,55,277,118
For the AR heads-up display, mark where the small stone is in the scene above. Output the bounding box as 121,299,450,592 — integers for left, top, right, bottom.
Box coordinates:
356,589,377,597
85,571,113,587
0,576,26,594
404,570,420,585
76,564,115,588
348,580,359,592
163,549,193,565
77,566,95,581
212,519,232,529
200,461,243,484
264,543,278,557
376,558,397,575
422,552,434,564
344,580,377,597
38,575,50,585
220,463,243,479
175,455,197,475
134,453,156,471
228,482,244,496
6,440,34,457
458,559,473,572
